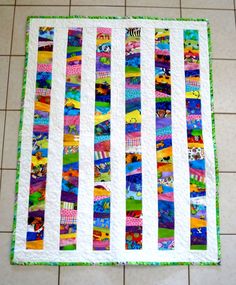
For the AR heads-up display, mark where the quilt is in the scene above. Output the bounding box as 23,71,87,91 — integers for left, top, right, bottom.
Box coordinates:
11,16,220,265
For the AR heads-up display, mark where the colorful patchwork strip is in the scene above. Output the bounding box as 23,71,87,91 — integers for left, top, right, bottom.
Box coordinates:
184,30,207,250
59,28,83,250
26,27,54,250
155,29,175,250
125,28,142,250
93,28,111,250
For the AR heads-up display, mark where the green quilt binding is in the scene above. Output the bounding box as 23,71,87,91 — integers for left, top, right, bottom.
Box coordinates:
10,16,220,266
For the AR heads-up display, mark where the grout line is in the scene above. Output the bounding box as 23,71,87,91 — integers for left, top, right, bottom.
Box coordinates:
234,0,236,27
215,112,236,115
0,54,25,57
123,5,180,9
69,0,71,16
125,0,126,16
0,0,16,194
0,168,17,170
219,171,236,173
181,7,235,11
58,266,60,285
123,265,125,285
0,109,21,111
6,4,124,7
188,265,190,285
125,6,234,11
0,230,13,233
180,0,182,17
0,4,235,10
0,4,69,6
0,170,1,202
220,233,236,235
0,53,25,57
212,58,236,60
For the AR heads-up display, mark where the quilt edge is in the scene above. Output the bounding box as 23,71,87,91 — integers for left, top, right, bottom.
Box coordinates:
10,16,221,266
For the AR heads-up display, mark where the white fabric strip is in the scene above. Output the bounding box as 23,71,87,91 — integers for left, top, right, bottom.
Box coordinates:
30,18,210,31
198,28,218,262
76,27,97,258
14,20,39,260
141,27,158,252
44,27,67,252
170,28,190,254
110,27,126,257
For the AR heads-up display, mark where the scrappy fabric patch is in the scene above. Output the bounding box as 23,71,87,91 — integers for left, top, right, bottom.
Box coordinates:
184,30,207,250
93,28,111,250
60,28,83,250
125,28,142,250
155,29,175,250
26,27,54,250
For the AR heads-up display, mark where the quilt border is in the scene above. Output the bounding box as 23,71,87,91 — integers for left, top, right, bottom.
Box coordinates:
10,16,221,266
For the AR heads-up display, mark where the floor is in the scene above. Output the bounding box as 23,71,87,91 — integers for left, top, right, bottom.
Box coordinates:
0,0,235,284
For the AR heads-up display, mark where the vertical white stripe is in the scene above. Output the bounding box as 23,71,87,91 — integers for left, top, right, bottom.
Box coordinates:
141,27,158,252
44,27,67,252
199,27,218,261
76,27,96,256
14,21,38,259
170,28,190,252
110,28,126,258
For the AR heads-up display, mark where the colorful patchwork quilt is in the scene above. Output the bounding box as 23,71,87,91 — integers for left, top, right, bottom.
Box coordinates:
11,16,220,265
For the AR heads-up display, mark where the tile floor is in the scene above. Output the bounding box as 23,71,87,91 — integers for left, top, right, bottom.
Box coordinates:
0,0,235,284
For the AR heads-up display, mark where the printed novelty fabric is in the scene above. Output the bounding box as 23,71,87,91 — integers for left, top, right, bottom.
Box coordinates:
12,17,220,265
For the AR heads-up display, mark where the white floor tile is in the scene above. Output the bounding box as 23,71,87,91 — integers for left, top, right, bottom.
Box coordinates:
126,0,180,7
190,235,236,285
126,7,180,17
219,173,236,234
0,0,14,4
215,114,236,172
2,111,20,169
213,60,236,113
0,111,5,164
0,6,14,54
0,233,58,285
60,266,123,285
71,0,125,5
12,6,69,55
181,9,236,59
70,5,125,16
7,56,25,110
16,0,69,4
0,170,16,231
0,56,9,109
182,0,234,9
125,266,188,285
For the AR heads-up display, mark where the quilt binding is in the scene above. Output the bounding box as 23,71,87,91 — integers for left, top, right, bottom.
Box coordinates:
10,16,221,266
